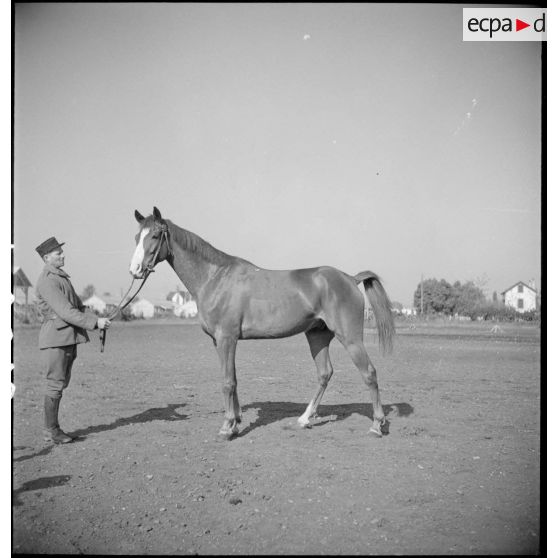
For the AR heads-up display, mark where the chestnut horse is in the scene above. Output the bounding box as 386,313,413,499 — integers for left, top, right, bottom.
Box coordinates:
130,207,395,440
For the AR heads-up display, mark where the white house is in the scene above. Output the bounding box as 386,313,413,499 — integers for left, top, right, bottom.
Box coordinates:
175,300,198,318
167,289,192,307
501,281,537,313
130,298,155,319
83,294,107,314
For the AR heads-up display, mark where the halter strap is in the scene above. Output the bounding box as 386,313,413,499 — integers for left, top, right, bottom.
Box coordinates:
145,222,172,272
100,222,172,352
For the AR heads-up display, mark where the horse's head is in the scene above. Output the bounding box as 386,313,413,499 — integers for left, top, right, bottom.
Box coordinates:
129,206,172,278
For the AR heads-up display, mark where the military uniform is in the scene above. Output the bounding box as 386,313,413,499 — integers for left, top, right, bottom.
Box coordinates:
36,263,98,396
34,236,101,444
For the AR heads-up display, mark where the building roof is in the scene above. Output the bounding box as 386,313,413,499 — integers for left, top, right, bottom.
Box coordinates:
13,267,33,288
501,281,537,295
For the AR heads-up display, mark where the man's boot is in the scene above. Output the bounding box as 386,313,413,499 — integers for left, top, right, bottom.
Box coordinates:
43,396,73,444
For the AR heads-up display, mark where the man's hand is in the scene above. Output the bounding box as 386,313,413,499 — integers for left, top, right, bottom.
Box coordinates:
97,318,111,330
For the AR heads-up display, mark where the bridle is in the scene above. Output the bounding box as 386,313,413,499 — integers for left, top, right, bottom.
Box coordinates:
142,221,173,275
100,221,173,352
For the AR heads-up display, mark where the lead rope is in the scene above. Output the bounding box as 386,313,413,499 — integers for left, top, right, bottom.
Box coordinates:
99,273,151,352
100,224,172,352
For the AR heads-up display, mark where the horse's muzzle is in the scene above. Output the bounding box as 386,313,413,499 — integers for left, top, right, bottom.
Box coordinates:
129,266,145,279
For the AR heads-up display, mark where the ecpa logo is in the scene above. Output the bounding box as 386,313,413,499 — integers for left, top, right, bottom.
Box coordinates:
463,8,546,41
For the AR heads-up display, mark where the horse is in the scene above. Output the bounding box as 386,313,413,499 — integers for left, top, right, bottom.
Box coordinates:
129,207,395,440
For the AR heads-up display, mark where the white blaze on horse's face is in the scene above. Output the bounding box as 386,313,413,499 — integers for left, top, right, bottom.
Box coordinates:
129,227,150,277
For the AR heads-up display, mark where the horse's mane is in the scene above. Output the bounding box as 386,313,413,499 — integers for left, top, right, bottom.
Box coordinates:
165,219,246,266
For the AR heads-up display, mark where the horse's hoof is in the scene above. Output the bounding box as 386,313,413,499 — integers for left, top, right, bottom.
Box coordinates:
217,429,237,441
297,420,312,429
369,426,383,438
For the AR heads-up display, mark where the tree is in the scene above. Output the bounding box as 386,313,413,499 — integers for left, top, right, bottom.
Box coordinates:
473,273,490,297
413,278,454,315
453,281,486,317
80,284,96,300
413,278,487,316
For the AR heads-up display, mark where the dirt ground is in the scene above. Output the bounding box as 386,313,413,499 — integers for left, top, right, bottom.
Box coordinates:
12,320,540,555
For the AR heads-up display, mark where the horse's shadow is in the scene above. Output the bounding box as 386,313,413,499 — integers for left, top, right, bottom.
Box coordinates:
70,402,189,439
13,403,189,462
13,475,72,506
13,401,412,462
238,401,413,438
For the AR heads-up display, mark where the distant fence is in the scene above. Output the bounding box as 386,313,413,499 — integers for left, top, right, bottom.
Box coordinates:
365,307,540,325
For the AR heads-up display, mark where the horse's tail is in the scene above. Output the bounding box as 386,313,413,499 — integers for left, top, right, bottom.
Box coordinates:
354,271,395,355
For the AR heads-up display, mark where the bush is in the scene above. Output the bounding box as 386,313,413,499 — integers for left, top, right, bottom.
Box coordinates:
520,309,540,322
464,303,539,323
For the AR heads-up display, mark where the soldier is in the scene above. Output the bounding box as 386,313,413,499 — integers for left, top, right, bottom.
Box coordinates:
35,237,111,444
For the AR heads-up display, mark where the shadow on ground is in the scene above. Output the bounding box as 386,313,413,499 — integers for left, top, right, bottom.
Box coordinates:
13,401,412,457
239,401,413,437
70,402,189,438
13,475,72,506
13,403,189,463
13,446,55,463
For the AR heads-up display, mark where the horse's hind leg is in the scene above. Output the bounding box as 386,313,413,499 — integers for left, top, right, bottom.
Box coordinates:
341,338,386,437
298,326,335,428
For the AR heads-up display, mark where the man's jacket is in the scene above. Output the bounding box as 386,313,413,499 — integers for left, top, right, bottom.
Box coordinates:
35,264,98,349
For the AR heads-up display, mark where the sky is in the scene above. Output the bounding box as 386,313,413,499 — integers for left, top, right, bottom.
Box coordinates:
13,3,542,307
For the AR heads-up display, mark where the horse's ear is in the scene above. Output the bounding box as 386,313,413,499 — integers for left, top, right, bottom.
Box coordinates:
134,210,145,223
153,207,162,221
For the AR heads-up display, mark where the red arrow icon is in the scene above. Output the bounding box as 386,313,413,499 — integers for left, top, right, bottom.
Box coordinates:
516,19,530,31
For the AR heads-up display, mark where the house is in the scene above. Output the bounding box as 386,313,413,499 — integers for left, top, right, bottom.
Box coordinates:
166,287,192,307
501,280,537,313
175,300,198,318
13,267,38,321
153,300,174,317
130,298,155,319
83,294,107,314
102,294,128,316
13,267,34,305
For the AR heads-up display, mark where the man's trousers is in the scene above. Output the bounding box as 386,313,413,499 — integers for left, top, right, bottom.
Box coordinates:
42,345,77,399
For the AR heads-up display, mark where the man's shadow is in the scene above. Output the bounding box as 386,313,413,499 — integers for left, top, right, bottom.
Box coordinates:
13,403,189,463
238,401,414,438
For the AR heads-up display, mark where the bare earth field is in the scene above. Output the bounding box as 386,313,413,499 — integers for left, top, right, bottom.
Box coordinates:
13,320,541,555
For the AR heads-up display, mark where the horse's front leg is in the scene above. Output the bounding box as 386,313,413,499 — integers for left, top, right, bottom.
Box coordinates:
215,334,241,440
